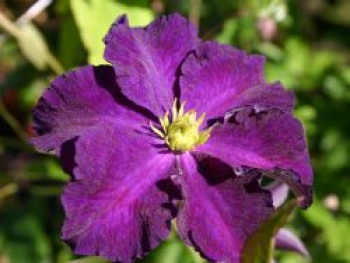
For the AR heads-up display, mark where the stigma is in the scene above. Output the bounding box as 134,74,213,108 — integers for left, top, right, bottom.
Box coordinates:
150,99,212,152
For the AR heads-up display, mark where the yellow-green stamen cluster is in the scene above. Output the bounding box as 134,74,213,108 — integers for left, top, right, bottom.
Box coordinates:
150,99,212,152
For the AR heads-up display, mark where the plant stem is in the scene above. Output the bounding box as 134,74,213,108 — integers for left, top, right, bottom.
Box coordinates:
0,100,28,143
0,12,21,38
189,0,201,28
0,11,64,75
46,53,65,75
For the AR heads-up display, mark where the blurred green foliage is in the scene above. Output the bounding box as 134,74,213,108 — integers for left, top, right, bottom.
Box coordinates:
70,0,154,64
0,0,349,262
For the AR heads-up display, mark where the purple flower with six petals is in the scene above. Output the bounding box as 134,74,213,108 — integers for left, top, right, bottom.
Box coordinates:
31,14,313,263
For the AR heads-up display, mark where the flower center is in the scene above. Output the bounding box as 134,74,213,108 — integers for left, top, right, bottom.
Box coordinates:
150,99,212,152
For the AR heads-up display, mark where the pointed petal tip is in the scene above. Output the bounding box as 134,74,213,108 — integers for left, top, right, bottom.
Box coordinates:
265,181,289,208
117,13,128,24
275,228,311,259
103,12,199,116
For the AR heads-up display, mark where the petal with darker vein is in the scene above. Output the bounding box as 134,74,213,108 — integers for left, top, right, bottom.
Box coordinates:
62,122,176,262
196,108,313,208
104,14,199,116
31,65,148,153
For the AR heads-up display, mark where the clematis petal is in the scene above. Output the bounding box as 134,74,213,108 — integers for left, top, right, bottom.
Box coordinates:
32,65,149,153
62,122,177,262
180,42,294,120
265,181,289,208
275,228,310,258
197,108,313,208
104,14,199,116
176,153,274,263
230,82,294,114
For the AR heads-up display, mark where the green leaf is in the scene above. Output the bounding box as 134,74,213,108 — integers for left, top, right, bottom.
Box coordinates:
70,0,154,65
241,199,298,263
215,18,238,45
140,228,205,263
26,157,69,182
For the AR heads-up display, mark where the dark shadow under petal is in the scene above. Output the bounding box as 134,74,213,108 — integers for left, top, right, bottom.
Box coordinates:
196,108,313,209
31,65,153,153
176,153,274,262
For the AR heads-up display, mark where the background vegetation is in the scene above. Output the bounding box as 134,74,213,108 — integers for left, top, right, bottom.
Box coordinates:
0,0,349,262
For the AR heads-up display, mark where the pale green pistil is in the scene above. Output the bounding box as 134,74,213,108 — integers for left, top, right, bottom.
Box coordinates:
150,99,212,152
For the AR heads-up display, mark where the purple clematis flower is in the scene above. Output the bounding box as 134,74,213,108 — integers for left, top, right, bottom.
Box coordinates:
31,14,313,263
